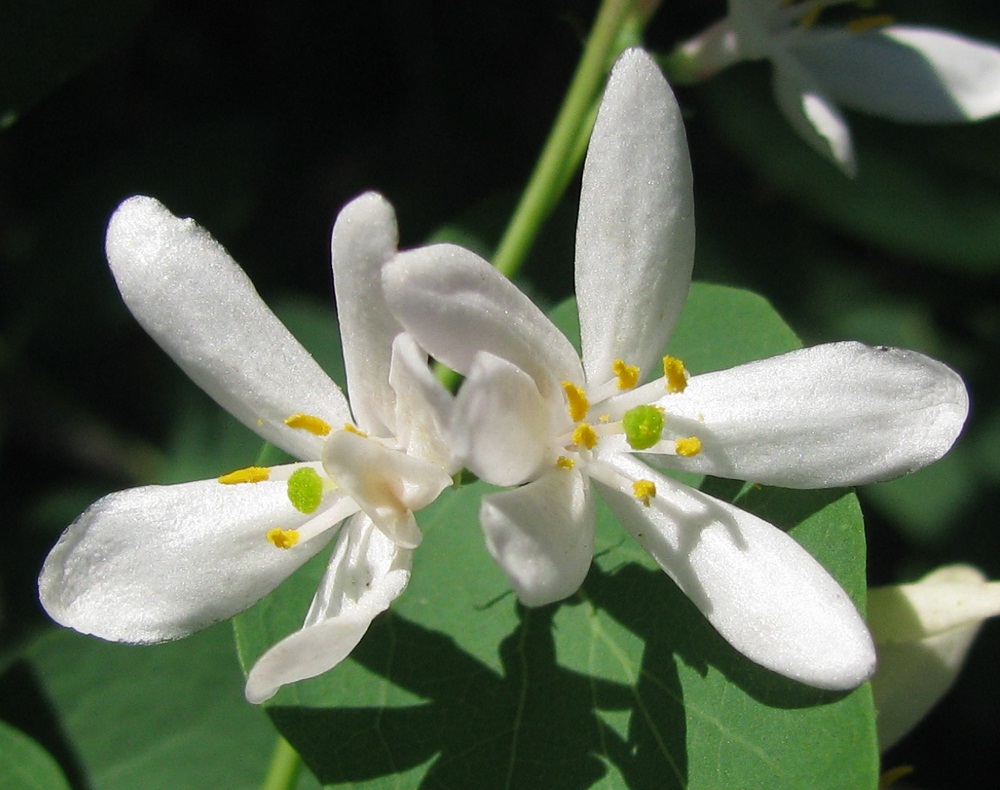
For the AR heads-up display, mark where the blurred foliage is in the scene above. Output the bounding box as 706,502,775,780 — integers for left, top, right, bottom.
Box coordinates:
2,1,999,788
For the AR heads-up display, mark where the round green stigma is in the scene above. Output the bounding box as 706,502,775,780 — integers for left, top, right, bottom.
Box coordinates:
287,467,324,514
622,405,665,450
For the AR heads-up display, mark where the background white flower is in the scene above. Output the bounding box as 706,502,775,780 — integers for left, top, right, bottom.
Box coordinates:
38,192,455,703
382,48,969,691
669,1,1000,174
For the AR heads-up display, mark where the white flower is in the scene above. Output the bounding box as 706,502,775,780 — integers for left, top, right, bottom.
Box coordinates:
670,1,1000,174
381,48,970,690
38,192,456,703
869,564,1000,750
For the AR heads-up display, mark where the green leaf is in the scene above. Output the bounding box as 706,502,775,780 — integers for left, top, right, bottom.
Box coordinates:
0,721,71,790
25,624,319,790
234,283,877,788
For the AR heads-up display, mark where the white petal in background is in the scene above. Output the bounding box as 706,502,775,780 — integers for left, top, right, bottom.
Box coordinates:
244,515,411,703
106,196,351,461
598,453,875,690
480,470,595,607
576,48,695,384
38,469,343,644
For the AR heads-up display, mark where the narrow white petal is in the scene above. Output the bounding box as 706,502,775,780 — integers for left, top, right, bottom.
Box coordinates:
105,196,351,461
37,467,346,644
321,430,452,548
388,333,456,471
639,342,969,488
577,48,695,384
480,470,594,607
598,454,875,689
771,57,856,176
244,515,411,703
796,26,1000,122
383,244,584,398
331,192,404,436
453,351,555,486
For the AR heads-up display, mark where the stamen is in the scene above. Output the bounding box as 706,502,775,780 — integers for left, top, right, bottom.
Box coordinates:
343,423,368,438
612,359,640,390
218,466,270,485
267,528,300,549
556,456,576,469
571,423,598,450
662,356,689,393
675,436,702,457
633,479,656,507
599,414,610,423
847,13,893,34
285,413,332,436
622,405,665,451
562,381,589,422
799,4,823,28
286,467,325,514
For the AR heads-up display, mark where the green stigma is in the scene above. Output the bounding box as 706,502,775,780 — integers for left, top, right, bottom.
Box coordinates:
287,467,324,514
622,405,665,450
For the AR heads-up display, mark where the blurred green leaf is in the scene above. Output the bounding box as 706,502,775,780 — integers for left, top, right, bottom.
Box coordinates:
234,283,877,788
0,720,70,790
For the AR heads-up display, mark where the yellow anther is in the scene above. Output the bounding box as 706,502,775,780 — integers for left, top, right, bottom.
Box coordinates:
285,413,332,436
218,466,270,485
562,381,589,422
675,436,702,457
599,414,610,423
343,423,368,437
633,479,656,507
571,423,598,450
266,528,300,549
612,359,640,390
847,13,893,34
662,356,689,393
799,4,822,28
556,456,576,469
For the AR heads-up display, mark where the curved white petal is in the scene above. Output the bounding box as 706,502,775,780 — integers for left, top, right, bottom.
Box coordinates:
796,26,1000,122
105,196,350,461
331,192,404,436
383,244,584,398
388,333,455,471
38,466,346,644
577,48,695,385
598,454,875,689
480,470,594,607
771,56,856,176
453,351,555,486
634,342,969,488
244,515,411,703
321,429,451,549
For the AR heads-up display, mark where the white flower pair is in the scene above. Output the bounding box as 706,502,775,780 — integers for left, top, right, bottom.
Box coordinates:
39,49,969,702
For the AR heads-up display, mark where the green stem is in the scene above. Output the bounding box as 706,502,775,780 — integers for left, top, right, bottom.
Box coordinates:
490,0,638,280
260,735,302,790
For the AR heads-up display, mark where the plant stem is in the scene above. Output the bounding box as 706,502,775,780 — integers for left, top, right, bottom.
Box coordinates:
260,735,302,790
490,0,638,279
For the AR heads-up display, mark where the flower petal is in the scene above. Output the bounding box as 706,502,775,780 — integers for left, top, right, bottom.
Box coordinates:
37,466,348,643
321,429,452,549
330,192,404,436
105,196,350,461
244,514,411,703
771,55,856,175
576,48,695,385
597,454,875,690
453,351,555,486
383,244,584,398
480,470,595,607
632,342,969,488
795,26,1000,122
388,333,455,471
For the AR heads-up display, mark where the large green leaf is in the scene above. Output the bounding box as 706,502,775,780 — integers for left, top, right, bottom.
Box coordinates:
0,721,70,790
234,283,878,788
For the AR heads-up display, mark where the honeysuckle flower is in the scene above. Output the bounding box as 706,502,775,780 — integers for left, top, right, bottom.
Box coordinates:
667,1,1000,174
869,564,1000,751
382,48,970,690
38,192,456,703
